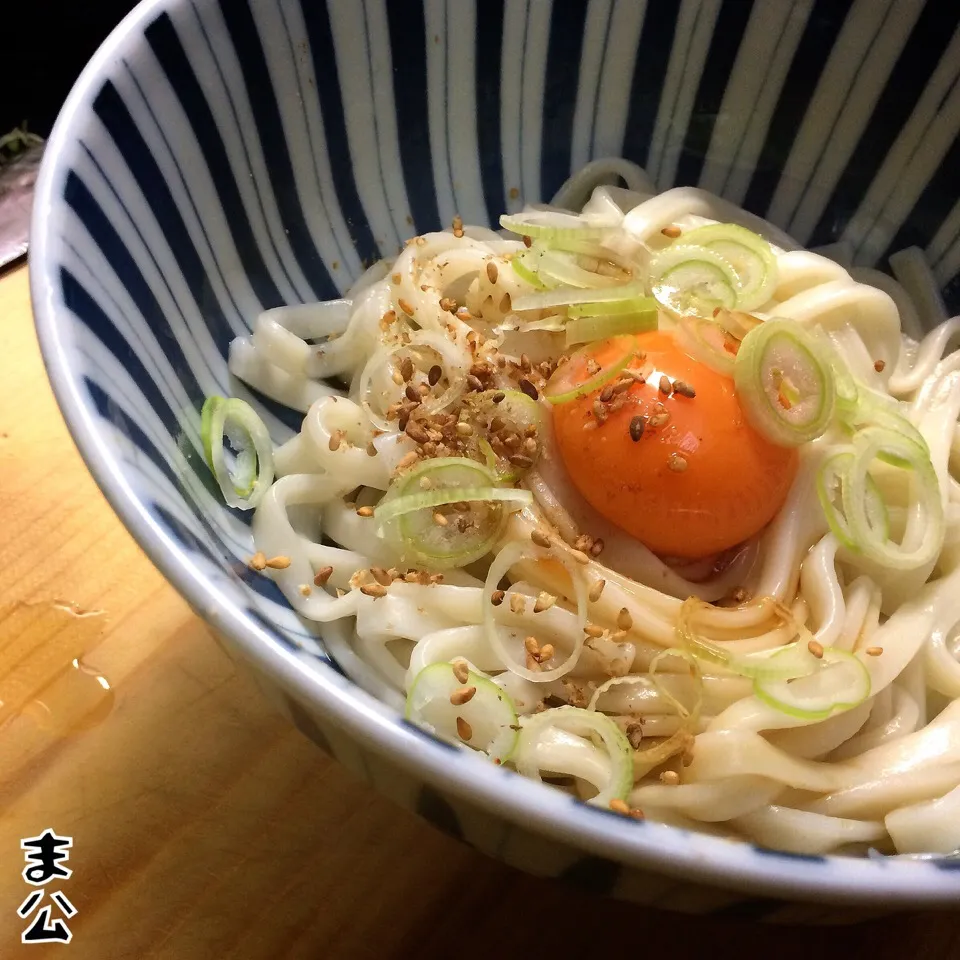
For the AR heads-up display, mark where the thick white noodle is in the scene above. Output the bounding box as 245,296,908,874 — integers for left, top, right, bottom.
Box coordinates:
225,178,960,856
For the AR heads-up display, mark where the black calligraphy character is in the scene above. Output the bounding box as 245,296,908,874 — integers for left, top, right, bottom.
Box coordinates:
18,890,76,944
21,829,72,886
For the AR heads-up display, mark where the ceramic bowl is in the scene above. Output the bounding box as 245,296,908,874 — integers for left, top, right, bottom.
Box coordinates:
30,0,960,921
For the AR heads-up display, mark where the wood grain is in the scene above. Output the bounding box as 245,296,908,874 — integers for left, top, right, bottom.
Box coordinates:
2,263,959,958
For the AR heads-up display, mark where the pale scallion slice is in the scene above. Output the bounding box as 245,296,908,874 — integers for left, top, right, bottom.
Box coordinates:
543,336,638,405
649,245,739,317
734,318,835,447
754,646,871,721
515,706,633,807
406,661,519,763
200,396,275,509
500,211,608,242
564,311,657,347
678,223,778,310
375,458,527,570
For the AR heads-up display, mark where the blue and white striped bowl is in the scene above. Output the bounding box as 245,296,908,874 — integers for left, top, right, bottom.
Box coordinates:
31,0,960,919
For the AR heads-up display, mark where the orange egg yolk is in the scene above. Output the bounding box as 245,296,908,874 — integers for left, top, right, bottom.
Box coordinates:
550,332,798,559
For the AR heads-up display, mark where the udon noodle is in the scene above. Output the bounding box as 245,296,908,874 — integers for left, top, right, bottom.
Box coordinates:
213,159,960,858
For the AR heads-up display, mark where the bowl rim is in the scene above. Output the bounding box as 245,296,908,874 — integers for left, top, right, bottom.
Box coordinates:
28,0,960,907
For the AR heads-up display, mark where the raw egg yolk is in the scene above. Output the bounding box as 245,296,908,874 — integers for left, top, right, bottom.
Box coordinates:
550,332,798,559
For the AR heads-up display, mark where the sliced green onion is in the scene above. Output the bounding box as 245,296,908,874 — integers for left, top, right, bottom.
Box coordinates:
513,281,648,313
483,540,588,683
377,458,518,569
511,252,547,290
844,389,928,455
734,318,835,447
713,307,762,341
675,317,739,377
406,662,519,763
536,249,627,289
753,646,871,721
567,295,658,318
479,437,520,483
463,389,543,475
677,598,819,683
818,429,942,570
565,311,658,347
200,395,275,509
817,453,890,551
500,212,607,242
649,245,739,317
515,706,633,807
544,337,637,405
678,223,778,310
844,428,942,570
375,486,532,524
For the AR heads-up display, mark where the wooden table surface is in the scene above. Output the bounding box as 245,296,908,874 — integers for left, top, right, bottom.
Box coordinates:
2,261,960,958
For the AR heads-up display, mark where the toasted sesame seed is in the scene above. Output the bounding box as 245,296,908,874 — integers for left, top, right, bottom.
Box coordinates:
456,421,474,437
456,716,473,740
486,261,499,284
629,416,645,442
519,378,539,401
433,511,448,526
667,452,688,473
538,643,555,662
400,356,414,382
609,798,630,815
808,639,824,659
661,225,682,238
249,551,267,571
648,412,670,428
366,441,378,458
588,579,606,602
397,451,419,471
874,360,886,373
509,593,527,616
866,646,884,657
360,582,387,598
398,298,415,316
298,583,312,596
356,506,375,518
328,429,345,452
391,369,404,386
617,607,633,632
571,549,591,565
451,659,470,684
599,384,614,403
525,652,542,672
531,530,552,548
314,566,334,587
584,623,605,638
523,235,533,248
524,636,540,655
659,376,673,397
439,297,458,313
534,592,557,613
491,589,505,606
673,380,696,398
450,685,477,706
371,566,392,587
660,770,680,785
452,215,464,238
265,555,291,569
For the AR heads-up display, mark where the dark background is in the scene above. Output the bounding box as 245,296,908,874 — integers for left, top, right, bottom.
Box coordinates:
4,2,137,138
